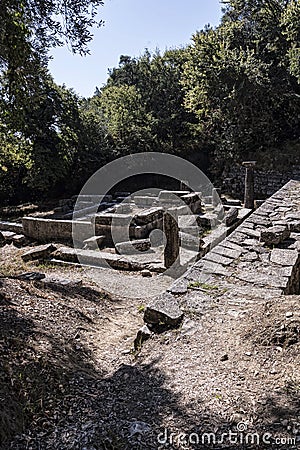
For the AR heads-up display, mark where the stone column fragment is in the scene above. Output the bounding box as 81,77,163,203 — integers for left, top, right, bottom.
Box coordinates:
242,161,256,209
164,210,180,269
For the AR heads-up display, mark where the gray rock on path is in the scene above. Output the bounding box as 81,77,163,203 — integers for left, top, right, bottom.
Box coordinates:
134,325,152,350
260,225,290,246
22,243,57,262
17,272,46,281
41,276,83,289
144,293,183,328
141,269,152,278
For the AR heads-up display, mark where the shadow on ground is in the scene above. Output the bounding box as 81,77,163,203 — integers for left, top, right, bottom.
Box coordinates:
0,279,299,450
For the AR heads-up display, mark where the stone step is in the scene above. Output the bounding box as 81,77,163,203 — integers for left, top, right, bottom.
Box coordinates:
53,247,165,272
0,221,23,233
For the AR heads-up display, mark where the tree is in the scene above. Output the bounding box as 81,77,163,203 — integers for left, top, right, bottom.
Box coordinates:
182,0,300,169
101,49,199,156
0,0,105,68
98,84,154,155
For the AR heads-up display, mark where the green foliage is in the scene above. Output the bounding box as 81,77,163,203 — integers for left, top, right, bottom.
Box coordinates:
94,49,199,156
98,84,154,154
0,0,299,205
182,0,300,168
0,127,32,203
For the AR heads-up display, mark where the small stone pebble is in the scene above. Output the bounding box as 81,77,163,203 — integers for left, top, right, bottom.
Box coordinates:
141,269,152,278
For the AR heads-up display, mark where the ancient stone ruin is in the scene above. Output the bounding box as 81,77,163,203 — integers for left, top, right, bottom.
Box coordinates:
1,178,299,307
145,180,300,333
0,186,252,274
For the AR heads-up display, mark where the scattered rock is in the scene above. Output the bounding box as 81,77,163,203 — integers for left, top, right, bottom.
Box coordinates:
141,269,152,278
41,277,83,289
17,272,46,281
260,226,290,246
144,293,183,328
134,325,152,350
83,235,105,250
129,420,152,437
11,234,27,247
21,243,57,262
221,354,229,362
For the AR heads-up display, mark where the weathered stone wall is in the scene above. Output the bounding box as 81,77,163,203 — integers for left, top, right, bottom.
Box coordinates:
221,165,300,199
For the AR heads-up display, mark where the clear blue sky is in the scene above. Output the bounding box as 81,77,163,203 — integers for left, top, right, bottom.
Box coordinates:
48,0,223,98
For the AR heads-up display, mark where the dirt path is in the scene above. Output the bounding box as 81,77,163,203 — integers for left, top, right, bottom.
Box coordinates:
1,243,300,449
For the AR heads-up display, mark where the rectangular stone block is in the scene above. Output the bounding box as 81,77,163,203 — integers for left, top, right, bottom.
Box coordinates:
270,249,299,266
22,217,92,242
133,196,155,207
134,207,164,225
158,190,190,201
0,221,23,234
94,213,133,226
115,239,151,255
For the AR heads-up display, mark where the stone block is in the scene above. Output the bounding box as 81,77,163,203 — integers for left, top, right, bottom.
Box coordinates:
133,196,156,207
0,221,23,234
12,234,27,247
224,207,238,226
1,231,16,243
94,213,133,226
260,226,290,246
144,293,183,327
270,249,299,266
22,244,57,262
23,217,93,243
134,207,164,225
115,239,151,254
158,190,190,201
180,232,203,251
83,235,105,250
198,213,219,229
